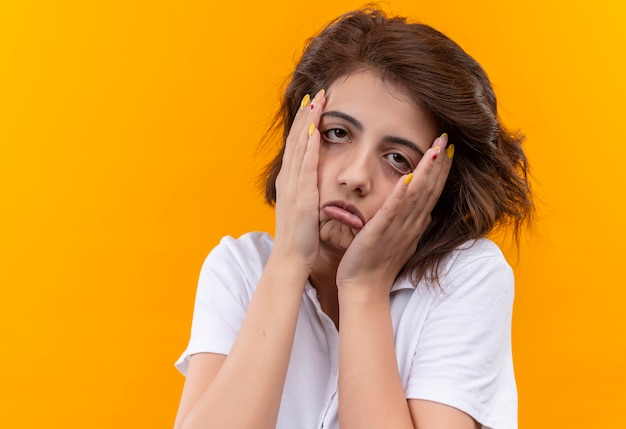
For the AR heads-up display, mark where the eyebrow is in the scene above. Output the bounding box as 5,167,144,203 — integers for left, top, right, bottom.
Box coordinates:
321,110,425,156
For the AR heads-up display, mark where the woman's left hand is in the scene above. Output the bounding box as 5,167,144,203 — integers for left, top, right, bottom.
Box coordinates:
336,134,453,294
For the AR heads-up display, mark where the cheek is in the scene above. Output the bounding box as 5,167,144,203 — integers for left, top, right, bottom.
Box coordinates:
367,192,390,220
367,177,397,216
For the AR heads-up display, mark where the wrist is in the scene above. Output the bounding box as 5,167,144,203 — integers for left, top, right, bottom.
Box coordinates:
265,252,311,286
337,270,396,297
337,282,391,308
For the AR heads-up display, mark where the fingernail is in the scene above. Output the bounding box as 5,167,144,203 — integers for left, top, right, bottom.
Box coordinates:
310,89,325,110
432,146,441,161
309,123,315,137
300,94,311,109
403,173,414,186
446,144,455,160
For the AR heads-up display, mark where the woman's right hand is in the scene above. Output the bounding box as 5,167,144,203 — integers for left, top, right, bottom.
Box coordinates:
272,90,326,273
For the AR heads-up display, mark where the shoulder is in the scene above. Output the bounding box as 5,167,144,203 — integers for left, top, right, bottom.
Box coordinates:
175,233,273,374
196,232,274,296
203,232,274,271
439,238,514,300
398,238,514,313
211,231,274,256
445,237,509,268
399,238,514,312
400,239,518,427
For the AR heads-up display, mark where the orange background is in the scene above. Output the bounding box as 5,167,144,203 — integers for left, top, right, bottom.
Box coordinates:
1,1,624,427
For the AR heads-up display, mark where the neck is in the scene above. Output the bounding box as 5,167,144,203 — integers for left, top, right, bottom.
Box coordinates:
309,245,343,330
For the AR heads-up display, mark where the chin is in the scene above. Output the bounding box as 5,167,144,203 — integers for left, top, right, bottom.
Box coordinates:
319,220,357,252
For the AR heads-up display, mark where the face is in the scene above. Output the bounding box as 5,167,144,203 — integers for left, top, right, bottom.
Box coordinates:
317,70,438,254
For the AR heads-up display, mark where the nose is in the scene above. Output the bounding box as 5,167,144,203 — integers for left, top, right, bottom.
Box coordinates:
338,147,374,195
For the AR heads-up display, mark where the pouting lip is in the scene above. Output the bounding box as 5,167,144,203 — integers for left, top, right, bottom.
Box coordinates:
321,200,366,225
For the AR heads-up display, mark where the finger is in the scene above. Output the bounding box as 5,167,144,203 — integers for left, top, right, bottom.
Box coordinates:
288,90,326,187
429,133,454,202
366,131,444,231
298,123,321,201
280,93,315,183
370,133,449,235
406,133,452,207
363,171,413,236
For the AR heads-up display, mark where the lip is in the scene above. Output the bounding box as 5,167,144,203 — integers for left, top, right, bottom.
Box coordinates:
321,200,366,229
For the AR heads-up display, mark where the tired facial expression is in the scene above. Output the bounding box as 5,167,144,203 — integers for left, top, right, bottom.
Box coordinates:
317,70,438,253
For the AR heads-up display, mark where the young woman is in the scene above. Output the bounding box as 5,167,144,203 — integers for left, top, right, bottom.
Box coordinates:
174,7,533,429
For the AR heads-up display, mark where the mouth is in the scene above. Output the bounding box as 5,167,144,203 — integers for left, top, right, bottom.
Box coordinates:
321,200,365,229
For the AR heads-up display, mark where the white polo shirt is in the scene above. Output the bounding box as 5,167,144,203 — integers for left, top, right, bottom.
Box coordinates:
176,232,517,429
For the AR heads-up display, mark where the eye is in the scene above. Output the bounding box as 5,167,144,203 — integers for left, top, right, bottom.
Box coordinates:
322,128,350,143
385,153,413,174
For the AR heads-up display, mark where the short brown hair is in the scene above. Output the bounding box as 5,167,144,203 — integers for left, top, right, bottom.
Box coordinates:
261,7,533,285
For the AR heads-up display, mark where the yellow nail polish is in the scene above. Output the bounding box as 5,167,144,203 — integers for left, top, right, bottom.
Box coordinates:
403,173,414,186
309,123,315,137
320,89,325,97
446,144,455,160
301,94,311,109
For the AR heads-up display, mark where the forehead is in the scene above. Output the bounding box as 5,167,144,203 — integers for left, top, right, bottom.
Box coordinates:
324,70,437,149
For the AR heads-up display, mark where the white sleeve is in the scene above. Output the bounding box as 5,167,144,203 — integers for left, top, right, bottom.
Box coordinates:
405,247,517,429
174,233,271,375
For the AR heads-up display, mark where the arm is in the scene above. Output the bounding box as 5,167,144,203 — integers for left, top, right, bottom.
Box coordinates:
337,286,412,429
174,91,327,429
337,288,479,429
174,353,225,429
338,249,515,428
175,260,309,429
406,250,516,429
408,401,479,429
336,134,476,428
